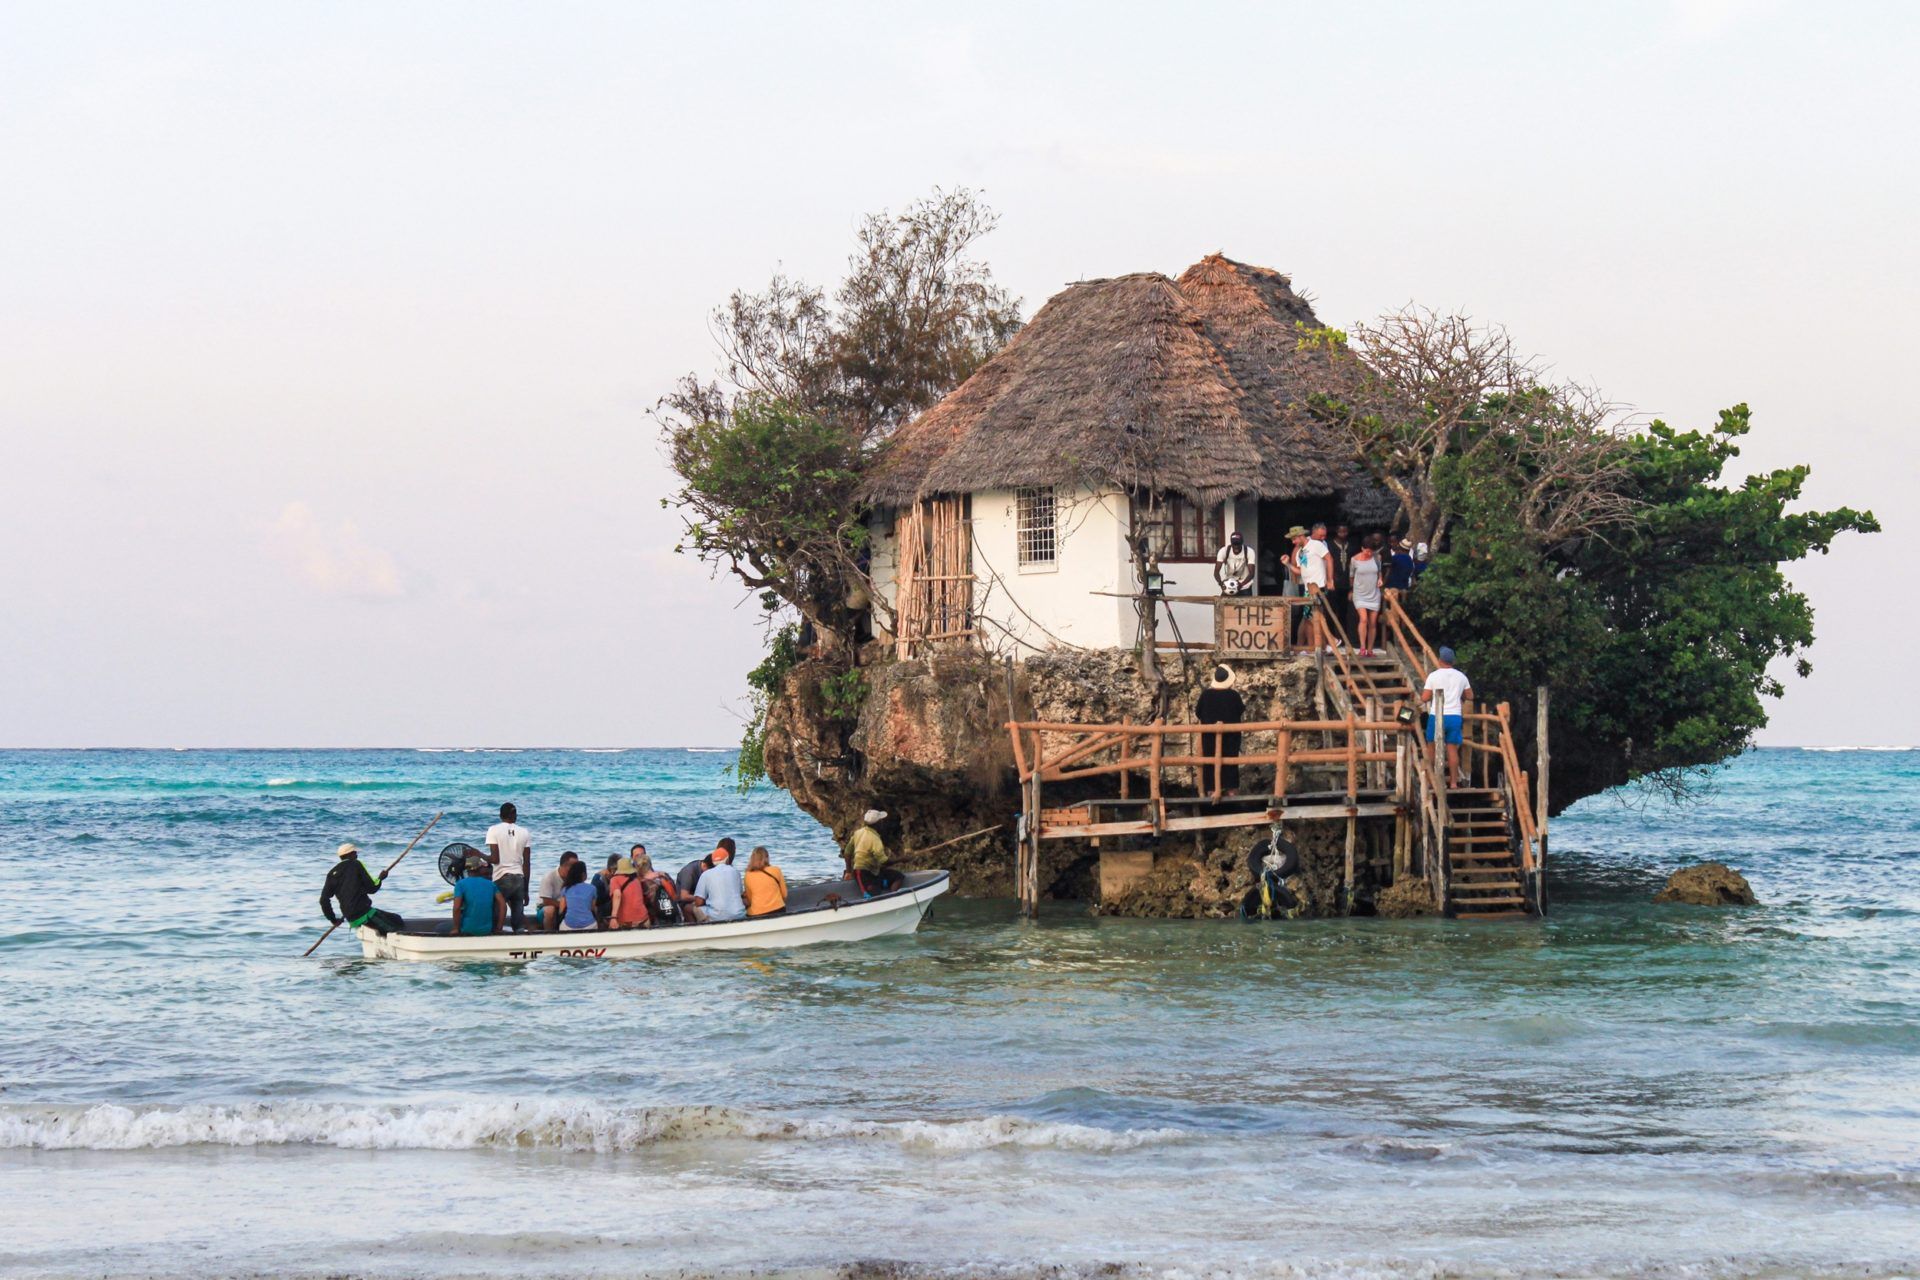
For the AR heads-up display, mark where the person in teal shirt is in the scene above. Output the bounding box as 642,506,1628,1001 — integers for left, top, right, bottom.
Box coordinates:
452,855,504,936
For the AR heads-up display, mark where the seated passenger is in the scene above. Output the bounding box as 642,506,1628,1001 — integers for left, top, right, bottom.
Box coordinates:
559,859,598,931
537,851,580,932
675,849,716,900
636,852,701,925
452,854,505,936
694,842,747,922
591,853,621,928
607,856,650,930
743,846,788,917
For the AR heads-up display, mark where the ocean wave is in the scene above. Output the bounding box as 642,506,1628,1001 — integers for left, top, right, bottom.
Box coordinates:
1800,745,1916,752
0,1101,1186,1154
264,778,410,789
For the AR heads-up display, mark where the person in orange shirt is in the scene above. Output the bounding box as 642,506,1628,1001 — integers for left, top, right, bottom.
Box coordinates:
743,846,788,917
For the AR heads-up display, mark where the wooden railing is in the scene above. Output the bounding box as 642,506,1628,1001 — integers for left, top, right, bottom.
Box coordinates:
1011,717,1405,807
1382,591,1438,680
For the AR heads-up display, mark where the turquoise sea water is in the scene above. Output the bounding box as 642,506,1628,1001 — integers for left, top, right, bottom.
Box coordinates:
0,746,1915,1279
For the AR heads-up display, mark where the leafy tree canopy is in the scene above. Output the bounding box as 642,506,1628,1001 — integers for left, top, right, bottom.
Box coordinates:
1412,405,1878,809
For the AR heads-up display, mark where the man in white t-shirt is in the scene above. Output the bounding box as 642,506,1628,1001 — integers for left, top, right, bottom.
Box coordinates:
1214,530,1255,596
1302,523,1334,650
486,802,533,933
1421,647,1474,787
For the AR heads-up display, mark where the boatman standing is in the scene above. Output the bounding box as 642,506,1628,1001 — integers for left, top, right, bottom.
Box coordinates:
320,842,404,936
486,802,532,933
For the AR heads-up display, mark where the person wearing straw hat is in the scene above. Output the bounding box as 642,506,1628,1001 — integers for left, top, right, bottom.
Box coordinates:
845,809,901,895
1195,665,1246,797
320,842,406,937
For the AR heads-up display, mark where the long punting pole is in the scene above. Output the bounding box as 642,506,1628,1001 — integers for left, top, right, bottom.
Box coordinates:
302,811,444,957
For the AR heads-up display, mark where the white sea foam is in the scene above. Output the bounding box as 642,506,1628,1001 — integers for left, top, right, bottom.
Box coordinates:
686,747,730,753
0,1101,1184,1154
1801,745,1915,752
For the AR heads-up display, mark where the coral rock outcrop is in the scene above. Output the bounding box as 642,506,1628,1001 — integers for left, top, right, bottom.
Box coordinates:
1654,862,1758,906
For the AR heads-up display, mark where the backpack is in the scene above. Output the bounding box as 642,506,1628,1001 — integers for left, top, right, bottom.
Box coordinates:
645,875,682,924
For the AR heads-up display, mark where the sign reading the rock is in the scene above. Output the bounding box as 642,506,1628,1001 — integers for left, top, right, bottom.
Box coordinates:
1216,598,1291,657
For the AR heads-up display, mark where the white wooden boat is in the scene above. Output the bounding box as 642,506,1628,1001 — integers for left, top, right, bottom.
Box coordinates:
355,870,949,961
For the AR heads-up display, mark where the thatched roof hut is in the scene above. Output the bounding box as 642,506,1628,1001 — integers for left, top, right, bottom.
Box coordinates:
862,254,1357,509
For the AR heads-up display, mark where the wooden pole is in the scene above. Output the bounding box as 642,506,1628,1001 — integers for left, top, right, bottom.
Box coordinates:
1343,813,1356,915
904,824,1004,862
1536,684,1551,863
302,811,443,957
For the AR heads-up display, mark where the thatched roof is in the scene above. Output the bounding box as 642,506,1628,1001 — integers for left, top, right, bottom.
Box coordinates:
863,254,1357,508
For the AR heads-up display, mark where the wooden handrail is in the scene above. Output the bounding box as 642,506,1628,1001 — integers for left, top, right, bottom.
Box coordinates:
1008,718,1406,735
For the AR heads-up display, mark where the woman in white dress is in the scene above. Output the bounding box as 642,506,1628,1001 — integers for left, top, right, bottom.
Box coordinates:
1350,533,1384,655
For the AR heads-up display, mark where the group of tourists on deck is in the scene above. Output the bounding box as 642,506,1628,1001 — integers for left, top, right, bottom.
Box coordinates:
1214,521,1429,655
320,803,904,938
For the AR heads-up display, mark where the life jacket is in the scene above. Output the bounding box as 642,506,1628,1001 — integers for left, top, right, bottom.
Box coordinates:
610,873,648,927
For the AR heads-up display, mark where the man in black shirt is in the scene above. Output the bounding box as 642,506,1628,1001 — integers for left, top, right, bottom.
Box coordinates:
320,842,405,936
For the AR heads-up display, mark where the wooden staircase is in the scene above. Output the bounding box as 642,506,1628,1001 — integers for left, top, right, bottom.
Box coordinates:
1317,598,1546,920
1445,789,1530,919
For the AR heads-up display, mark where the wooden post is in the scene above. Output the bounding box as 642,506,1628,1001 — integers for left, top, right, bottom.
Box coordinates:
1023,761,1042,918
1139,593,1160,684
1535,684,1550,865
1275,728,1292,800
1393,732,1410,880
1344,710,1359,801
1432,722,1450,911
1343,814,1357,915
1149,722,1165,835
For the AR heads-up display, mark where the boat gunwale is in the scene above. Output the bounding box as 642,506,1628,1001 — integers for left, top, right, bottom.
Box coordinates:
358,869,950,957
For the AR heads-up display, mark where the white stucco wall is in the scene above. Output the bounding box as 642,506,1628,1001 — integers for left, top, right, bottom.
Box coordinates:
968,485,1133,653
866,489,1261,656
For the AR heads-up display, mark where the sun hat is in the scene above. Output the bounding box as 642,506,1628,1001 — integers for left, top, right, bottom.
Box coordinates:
336,842,359,859
1285,525,1308,538
863,809,888,824
615,856,636,875
1396,537,1412,551
464,853,489,873
1209,664,1236,690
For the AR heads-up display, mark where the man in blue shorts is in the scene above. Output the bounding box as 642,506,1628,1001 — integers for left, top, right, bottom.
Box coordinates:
1421,646,1474,787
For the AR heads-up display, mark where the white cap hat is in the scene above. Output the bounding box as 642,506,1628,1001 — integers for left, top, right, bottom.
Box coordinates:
337,841,359,859
863,809,888,824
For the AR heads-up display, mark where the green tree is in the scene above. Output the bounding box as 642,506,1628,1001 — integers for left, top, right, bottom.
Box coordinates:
1413,405,1878,809
663,396,868,643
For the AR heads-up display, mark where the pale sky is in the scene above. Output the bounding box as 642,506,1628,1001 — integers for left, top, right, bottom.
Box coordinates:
2,1,1910,748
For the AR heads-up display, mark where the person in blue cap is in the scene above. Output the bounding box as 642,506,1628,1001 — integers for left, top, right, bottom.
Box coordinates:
1420,647,1474,787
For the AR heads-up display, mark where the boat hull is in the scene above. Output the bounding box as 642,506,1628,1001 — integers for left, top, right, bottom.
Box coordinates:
355,870,949,961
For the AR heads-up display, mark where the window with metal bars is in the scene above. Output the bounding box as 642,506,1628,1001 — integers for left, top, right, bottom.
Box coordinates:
1016,486,1058,568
